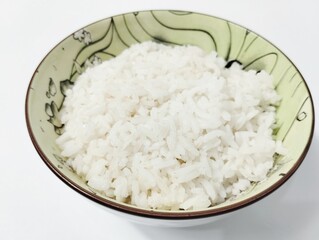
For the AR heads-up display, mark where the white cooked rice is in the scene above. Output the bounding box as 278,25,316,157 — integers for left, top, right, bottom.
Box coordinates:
56,41,286,210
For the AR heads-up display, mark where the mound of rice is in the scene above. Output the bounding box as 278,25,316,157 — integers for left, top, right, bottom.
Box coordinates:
57,41,285,210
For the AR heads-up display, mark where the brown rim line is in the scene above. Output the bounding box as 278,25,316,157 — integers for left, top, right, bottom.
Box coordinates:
25,10,315,220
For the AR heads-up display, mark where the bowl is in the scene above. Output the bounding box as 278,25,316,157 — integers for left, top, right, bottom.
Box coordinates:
25,10,314,227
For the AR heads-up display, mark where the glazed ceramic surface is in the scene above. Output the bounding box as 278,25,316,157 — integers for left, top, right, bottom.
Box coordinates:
26,10,314,226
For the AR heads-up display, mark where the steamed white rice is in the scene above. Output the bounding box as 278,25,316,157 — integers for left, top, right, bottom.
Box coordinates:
57,41,285,210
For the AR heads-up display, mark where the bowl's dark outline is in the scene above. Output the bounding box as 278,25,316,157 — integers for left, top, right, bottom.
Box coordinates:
25,10,315,220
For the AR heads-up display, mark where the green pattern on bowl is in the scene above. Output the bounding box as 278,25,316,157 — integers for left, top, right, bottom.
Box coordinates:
26,10,314,218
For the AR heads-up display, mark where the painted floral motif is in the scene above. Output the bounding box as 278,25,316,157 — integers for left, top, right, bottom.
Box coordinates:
46,78,57,98
85,55,102,68
73,29,92,45
91,55,102,65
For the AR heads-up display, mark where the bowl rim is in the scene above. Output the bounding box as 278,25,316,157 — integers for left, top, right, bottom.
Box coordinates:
25,9,315,220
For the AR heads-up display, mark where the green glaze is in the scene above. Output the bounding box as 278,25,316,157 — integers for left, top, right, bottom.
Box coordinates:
26,10,314,215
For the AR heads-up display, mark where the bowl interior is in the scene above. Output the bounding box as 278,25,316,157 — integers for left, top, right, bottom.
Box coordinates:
26,10,314,218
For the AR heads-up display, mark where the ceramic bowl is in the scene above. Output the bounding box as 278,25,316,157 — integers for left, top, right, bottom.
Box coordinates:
25,10,314,227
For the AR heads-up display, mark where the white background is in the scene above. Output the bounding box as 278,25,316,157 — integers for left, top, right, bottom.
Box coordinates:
1,0,319,239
